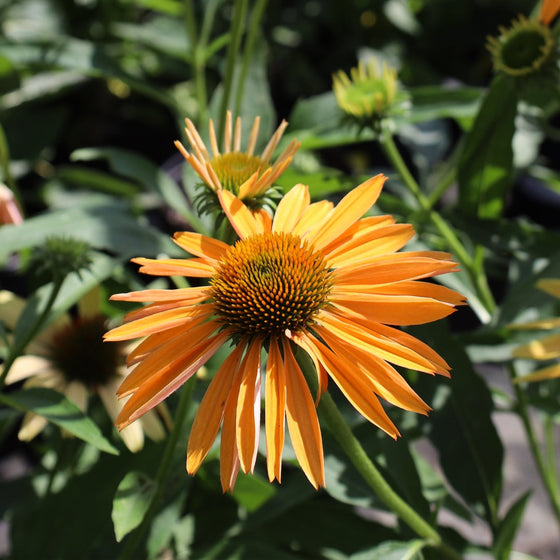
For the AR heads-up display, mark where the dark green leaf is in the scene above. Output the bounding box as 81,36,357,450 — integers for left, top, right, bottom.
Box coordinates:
350,539,426,560
112,471,156,542
424,324,503,527
0,53,20,94
409,85,483,123
0,388,118,455
457,75,517,219
493,492,530,560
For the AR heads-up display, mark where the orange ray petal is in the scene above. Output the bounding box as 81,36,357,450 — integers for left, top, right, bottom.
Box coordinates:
332,295,457,325
316,311,439,374
116,330,229,429
125,324,193,366
292,332,399,438
282,338,325,489
326,225,415,267
540,0,560,25
218,189,264,239
316,325,431,414
334,257,459,286
272,183,310,233
104,305,213,341
187,342,247,474
122,301,212,324
110,286,209,303
513,333,560,360
265,337,286,482
117,320,221,397
306,175,387,250
132,257,214,277
292,200,334,238
236,338,263,474
221,366,243,492
173,231,229,261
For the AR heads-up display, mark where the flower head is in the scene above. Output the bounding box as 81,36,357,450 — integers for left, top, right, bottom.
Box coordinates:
174,110,300,213
105,175,465,491
1,289,168,451
333,58,408,129
511,279,560,383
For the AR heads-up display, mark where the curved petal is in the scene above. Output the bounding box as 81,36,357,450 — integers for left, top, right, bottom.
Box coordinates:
513,333,560,360
218,189,264,239
282,338,325,489
272,184,310,233
292,200,334,239
265,337,285,483
4,355,52,384
18,412,49,441
187,342,246,474
236,338,262,474
110,286,209,304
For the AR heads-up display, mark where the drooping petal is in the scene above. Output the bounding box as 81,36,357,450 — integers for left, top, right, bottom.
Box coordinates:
265,337,286,483
4,356,52,384
512,333,560,360
282,338,325,489
187,342,246,474
292,331,400,438
272,183,310,233
236,338,262,474
514,362,560,383
116,330,229,428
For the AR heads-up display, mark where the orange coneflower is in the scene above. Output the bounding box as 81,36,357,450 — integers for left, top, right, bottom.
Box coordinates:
174,110,300,208
105,175,465,491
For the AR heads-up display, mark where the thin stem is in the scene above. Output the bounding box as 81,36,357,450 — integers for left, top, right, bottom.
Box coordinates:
218,0,248,138
508,363,560,530
234,0,268,118
379,132,496,316
295,350,462,560
119,378,196,560
0,276,65,390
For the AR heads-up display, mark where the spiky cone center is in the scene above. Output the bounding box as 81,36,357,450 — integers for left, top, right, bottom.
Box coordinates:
211,152,271,195
50,315,122,388
488,17,555,76
210,232,334,337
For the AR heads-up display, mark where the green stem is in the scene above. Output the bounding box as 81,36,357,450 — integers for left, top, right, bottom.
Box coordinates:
379,132,496,316
508,364,560,530
295,350,462,560
119,378,196,560
233,0,268,118
218,0,248,138
0,276,65,390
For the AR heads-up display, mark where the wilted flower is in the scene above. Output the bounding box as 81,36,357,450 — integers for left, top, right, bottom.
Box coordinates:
105,175,465,491
1,289,169,451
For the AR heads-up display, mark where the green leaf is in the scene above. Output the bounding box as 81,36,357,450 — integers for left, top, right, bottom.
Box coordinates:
71,147,190,218
0,388,118,455
56,165,141,196
0,201,175,260
457,74,517,219
112,471,156,542
424,324,503,527
0,53,20,94
350,539,426,560
409,85,482,124
230,471,277,512
493,492,530,560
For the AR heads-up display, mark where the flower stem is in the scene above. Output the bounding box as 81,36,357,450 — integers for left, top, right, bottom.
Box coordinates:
218,0,248,138
379,132,496,317
119,377,196,560
317,392,462,560
0,276,65,390
234,0,268,118
508,364,560,532
294,348,462,560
